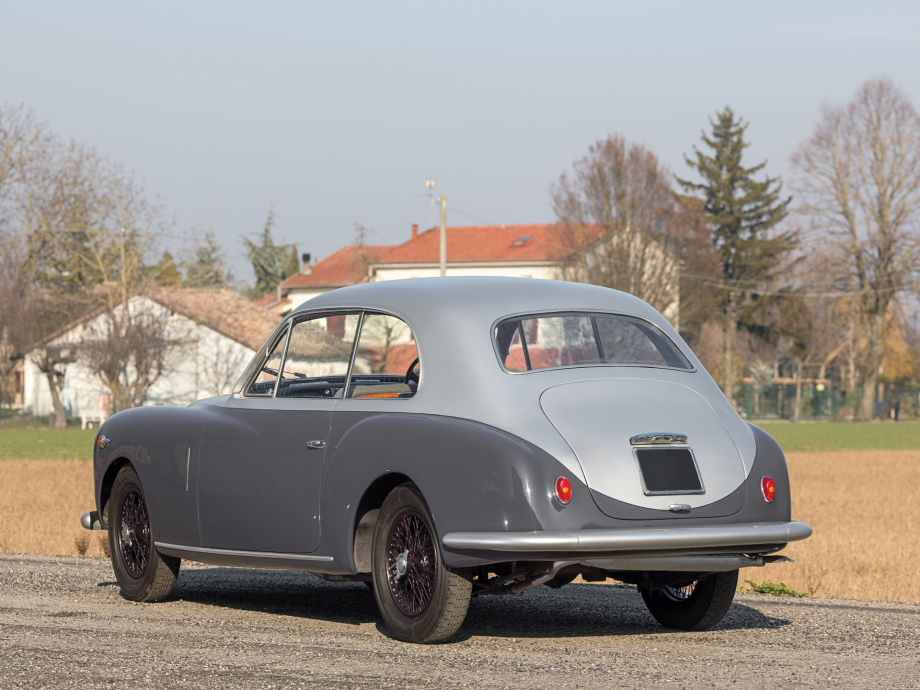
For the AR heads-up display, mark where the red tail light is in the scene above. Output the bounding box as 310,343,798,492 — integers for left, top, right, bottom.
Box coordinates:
555,477,572,504
761,476,776,503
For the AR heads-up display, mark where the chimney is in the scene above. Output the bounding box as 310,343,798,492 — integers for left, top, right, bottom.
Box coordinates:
300,252,312,275
411,223,418,240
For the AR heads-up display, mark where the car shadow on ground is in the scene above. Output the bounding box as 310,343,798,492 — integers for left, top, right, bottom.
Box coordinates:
142,567,790,641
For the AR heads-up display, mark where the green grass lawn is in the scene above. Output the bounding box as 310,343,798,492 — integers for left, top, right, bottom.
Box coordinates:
756,421,919,452
0,428,97,460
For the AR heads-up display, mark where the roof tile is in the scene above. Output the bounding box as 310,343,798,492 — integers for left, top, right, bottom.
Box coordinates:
280,245,395,288
378,224,567,264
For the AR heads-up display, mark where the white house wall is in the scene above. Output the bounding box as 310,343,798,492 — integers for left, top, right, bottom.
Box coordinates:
22,296,256,418
286,263,560,311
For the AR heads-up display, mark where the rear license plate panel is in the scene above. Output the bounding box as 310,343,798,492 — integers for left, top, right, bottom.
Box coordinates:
633,447,705,496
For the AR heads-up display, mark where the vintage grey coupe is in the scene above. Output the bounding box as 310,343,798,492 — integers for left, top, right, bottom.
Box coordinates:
82,277,811,643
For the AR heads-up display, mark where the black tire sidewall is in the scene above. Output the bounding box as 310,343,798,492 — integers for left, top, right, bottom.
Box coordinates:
372,485,453,642
107,466,165,600
640,570,737,630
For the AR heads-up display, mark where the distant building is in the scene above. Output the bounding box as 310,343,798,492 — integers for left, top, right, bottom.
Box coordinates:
276,224,569,313
271,223,678,322
21,288,279,422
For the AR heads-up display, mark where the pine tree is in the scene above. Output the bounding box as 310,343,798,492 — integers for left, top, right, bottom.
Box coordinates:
184,231,232,288
152,251,183,287
242,210,291,298
284,244,301,279
678,107,795,408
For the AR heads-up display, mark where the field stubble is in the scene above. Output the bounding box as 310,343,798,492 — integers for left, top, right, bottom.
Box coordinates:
1,451,918,602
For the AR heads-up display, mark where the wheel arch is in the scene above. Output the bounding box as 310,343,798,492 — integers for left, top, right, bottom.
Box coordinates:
351,472,414,573
99,457,134,528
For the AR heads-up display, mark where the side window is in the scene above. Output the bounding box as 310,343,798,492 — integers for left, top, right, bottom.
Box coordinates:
246,326,288,396
349,313,419,399
276,313,361,398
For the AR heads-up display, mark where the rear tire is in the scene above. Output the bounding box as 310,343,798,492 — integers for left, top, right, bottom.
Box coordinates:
372,484,471,643
107,466,180,602
639,569,738,630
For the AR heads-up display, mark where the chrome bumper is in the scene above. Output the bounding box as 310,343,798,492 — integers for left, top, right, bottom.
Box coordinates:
81,511,103,531
442,521,812,553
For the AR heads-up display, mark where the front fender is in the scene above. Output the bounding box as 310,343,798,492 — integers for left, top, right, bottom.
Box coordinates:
95,402,222,547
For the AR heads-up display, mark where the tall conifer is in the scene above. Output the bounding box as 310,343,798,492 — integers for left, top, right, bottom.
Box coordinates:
184,231,232,288
678,107,795,407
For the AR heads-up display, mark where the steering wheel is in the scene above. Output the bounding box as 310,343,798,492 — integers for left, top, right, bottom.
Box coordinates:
405,357,420,385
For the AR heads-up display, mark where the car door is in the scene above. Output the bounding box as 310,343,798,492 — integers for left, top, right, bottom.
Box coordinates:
197,311,361,554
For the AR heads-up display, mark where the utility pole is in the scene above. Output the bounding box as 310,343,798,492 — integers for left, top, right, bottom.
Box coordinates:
439,196,447,277
425,180,436,230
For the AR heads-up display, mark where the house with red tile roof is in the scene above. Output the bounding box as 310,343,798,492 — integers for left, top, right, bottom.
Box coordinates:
21,288,280,421
271,222,677,323
274,224,568,308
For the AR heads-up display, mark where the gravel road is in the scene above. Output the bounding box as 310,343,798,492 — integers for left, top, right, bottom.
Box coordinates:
1,553,918,689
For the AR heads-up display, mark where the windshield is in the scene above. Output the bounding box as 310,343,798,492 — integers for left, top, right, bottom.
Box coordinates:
494,312,692,372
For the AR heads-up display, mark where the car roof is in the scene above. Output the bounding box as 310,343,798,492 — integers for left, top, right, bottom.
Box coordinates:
294,276,666,331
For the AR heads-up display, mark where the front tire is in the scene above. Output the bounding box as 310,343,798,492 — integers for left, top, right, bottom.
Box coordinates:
107,466,180,602
372,484,471,643
639,569,738,630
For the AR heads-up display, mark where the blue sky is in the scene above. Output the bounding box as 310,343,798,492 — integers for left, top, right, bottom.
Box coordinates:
2,1,918,279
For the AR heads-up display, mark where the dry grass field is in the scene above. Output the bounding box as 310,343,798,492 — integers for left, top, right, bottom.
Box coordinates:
0,459,107,558
1,451,919,601
754,449,920,602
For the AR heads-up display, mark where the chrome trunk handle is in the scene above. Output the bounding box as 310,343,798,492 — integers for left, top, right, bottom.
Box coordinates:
306,440,326,450
630,433,688,446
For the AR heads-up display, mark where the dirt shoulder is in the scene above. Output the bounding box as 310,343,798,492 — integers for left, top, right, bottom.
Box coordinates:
1,554,918,690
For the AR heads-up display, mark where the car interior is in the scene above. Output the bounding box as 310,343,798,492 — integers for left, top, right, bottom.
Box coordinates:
245,311,419,399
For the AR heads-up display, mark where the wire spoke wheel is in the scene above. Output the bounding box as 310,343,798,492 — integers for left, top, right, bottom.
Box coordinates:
117,489,151,580
385,510,436,617
662,580,698,602
640,570,738,631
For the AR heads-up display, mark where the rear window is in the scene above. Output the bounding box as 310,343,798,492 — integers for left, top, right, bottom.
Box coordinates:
493,312,692,372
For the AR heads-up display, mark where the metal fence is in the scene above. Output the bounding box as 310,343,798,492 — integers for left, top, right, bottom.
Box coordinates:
742,382,920,421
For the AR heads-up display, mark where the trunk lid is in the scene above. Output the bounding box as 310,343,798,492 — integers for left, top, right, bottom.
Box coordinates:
540,378,749,518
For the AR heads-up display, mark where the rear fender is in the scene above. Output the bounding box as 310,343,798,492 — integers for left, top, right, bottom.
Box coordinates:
322,412,605,571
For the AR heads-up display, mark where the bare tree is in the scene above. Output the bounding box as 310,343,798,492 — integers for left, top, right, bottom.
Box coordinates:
197,338,247,397
551,136,682,319
0,104,47,210
30,345,77,427
80,306,188,412
1,104,180,421
792,78,920,419
0,106,49,420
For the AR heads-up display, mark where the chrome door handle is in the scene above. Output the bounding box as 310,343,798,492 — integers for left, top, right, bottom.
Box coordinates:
306,440,326,450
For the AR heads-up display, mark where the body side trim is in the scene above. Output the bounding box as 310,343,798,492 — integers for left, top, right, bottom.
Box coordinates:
154,542,334,561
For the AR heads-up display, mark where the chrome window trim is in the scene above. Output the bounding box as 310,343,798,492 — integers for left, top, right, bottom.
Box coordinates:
342,311,366,398
632,446,706,496
490,309,696,375
242,321,291,398
343,310,420,401
241,309,365,399
239,305,422,400
272,318,294,398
